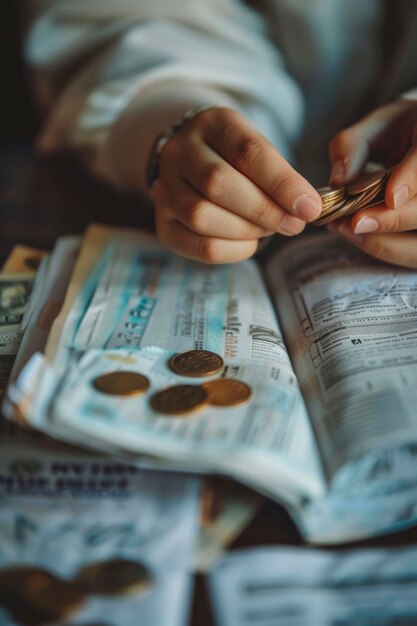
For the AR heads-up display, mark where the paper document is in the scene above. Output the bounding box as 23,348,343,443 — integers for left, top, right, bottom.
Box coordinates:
210,545,417,626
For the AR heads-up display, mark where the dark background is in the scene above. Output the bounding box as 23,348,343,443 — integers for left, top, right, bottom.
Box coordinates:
1,4,37,142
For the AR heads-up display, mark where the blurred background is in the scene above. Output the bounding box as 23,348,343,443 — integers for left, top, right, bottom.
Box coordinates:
1,4,36,143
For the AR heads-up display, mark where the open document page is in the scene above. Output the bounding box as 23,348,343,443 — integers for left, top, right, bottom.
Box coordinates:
209,545,417,626
8,225,325,507
266,234,417,540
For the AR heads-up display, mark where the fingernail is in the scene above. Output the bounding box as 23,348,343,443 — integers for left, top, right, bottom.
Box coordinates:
280,215,305,236
354,216,379,234
338,222,364,242
293,194,322,221
393,184,409,209
330,158,348,183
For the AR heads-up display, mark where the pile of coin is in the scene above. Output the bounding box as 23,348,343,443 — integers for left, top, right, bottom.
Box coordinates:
153,350,252,415
92,350,253,417
313,168,389,226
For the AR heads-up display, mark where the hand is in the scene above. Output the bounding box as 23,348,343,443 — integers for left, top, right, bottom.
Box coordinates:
328,99,417,268
152,107,322,263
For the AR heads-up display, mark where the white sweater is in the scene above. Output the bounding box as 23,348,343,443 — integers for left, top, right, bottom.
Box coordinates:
23,0,417,190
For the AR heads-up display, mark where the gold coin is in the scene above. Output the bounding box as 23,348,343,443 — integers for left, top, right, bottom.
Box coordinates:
202,379,252,407
169,350,224,378
345,169,387,196
92,371,150,396
150,384,208,415
76,559,153,597
317,186,345,206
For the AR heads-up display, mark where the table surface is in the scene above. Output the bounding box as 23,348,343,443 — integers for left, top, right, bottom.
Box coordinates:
1,144,417,626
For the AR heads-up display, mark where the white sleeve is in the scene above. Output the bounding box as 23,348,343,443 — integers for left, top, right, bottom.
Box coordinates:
24,0,305,191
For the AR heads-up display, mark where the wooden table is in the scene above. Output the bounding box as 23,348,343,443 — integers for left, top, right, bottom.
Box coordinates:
1,144,416,626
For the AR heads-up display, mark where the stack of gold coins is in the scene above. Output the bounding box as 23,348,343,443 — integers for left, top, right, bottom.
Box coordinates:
313,168,389,226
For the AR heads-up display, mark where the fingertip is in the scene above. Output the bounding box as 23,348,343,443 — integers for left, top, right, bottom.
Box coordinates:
293,193,322,221
329,157,349,186
337,221,365,243
328,129,370,185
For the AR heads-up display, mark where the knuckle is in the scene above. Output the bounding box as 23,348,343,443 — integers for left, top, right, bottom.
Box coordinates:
233,137,263,170
251,199,275,226
270,171,296,199
200,163,227,197
185,200,208,232
199,237,224,264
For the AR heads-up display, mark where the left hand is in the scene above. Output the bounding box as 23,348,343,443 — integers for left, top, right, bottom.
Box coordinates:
328,99,417,269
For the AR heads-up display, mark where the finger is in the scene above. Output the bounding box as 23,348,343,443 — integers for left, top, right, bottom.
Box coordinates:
350,196,417,235
385,142,417,210
329,121,379,186
328,101,417,187
204,110,322,221
175,139,306,236
155,216,259,264
328,102,412,186
162,178,273,240
336,224,417,269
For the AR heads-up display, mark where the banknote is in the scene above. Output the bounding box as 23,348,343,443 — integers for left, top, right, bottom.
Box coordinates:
0,275,34,356
0,246,45,388
1,246,46,274
0,275,33,326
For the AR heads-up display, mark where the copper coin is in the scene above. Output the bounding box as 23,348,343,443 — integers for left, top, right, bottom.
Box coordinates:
317,186,345,204
92,371,150,396
76,559,153,597
169,350,224,378
21,571,85,618
345,169,387,196
150,384,208,415
202,379,252,407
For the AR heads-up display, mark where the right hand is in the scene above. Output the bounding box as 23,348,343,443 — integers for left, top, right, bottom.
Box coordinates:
152,107,322,263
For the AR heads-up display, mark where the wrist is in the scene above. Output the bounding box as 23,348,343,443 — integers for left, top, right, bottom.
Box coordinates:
105,84,241,196
145,105,214,190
